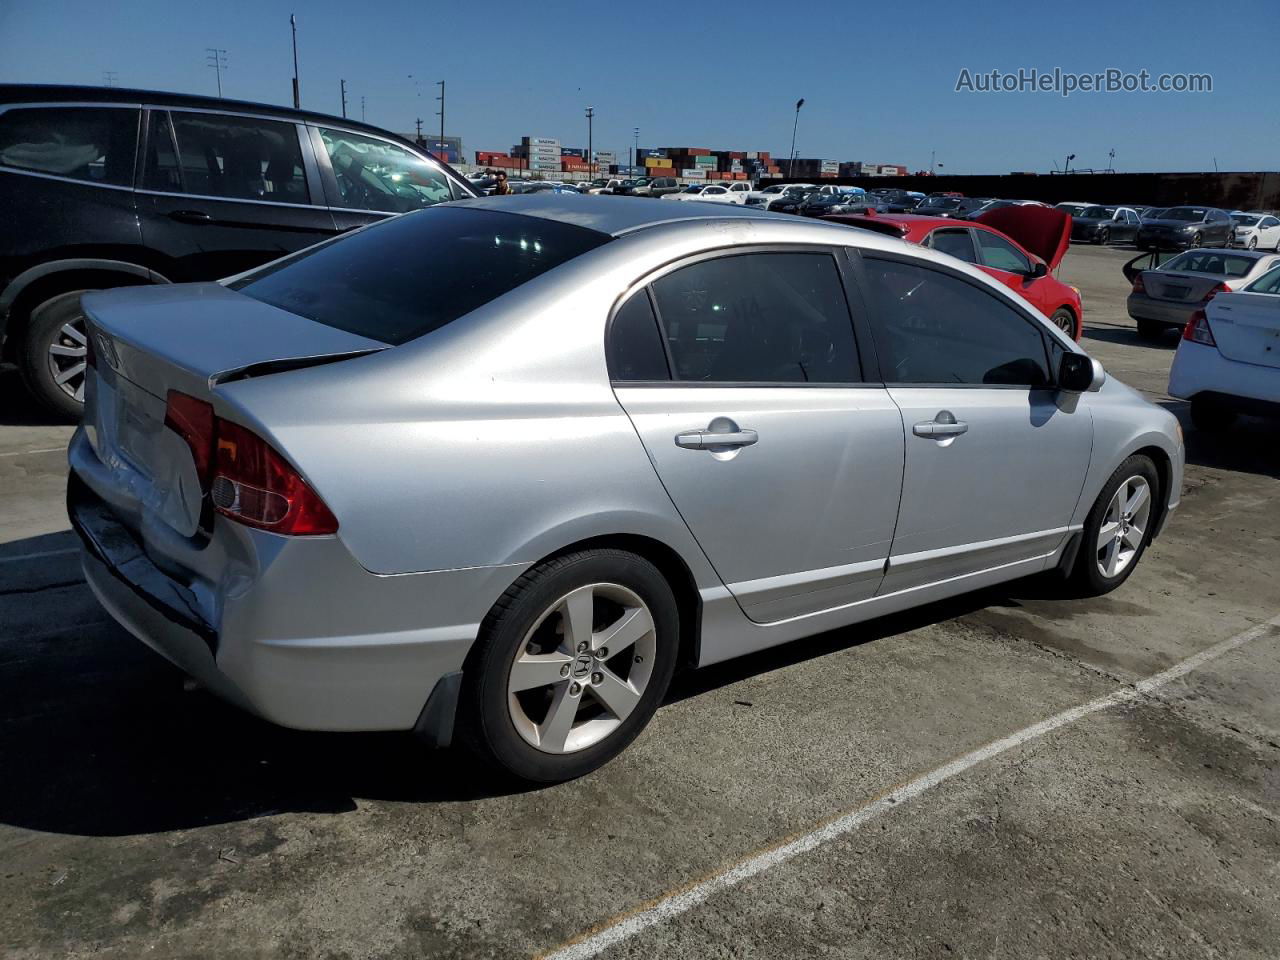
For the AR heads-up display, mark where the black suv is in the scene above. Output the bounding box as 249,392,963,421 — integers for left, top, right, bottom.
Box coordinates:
0,84,475,417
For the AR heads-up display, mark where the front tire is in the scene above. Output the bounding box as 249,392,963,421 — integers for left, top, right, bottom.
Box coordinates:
1097,228,1110,245
1050,308,1077,339
1069,454,1159,596
458,549,680,783
1190,232,1203,248
19,290,93,421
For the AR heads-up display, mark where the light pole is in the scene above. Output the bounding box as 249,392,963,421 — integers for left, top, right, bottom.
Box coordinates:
1107,148,1116,173
436,81,445,159
1064,152,1076,174
586,106,595,177
633,126,639,174
290,15,300,108
787,98,805,179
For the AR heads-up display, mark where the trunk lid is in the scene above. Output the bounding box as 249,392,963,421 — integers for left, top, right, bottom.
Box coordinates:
1141,270,1227,303
1209,292,1280,369
80,282,386,538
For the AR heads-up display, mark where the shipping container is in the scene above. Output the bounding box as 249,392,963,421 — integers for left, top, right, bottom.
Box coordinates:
680,168,706,178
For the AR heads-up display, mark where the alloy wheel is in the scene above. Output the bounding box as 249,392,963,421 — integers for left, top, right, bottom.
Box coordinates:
1095,476,1152,579
507,582,657,754
46,316,89,403
1190,232,1203,248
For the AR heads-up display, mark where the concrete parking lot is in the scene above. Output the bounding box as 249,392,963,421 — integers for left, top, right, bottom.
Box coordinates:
2,243,1278,959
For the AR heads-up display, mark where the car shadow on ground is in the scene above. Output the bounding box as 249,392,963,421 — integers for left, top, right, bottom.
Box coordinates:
1157,398,1280,479
0,371,68,427
1081,323,1180,351
0,539,1053,839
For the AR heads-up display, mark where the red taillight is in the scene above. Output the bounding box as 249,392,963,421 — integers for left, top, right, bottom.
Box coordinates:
164,391,215,481
1204,281,1231,301
1132,273,1146,294
163,391,337,536
212,419,338,535
1182,309,1216,346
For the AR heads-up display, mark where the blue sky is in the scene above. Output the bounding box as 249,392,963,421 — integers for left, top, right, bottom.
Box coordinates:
2,0,1277,173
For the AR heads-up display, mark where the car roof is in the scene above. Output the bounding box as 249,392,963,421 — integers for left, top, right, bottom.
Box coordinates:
452,194,808,236
0,83,428,153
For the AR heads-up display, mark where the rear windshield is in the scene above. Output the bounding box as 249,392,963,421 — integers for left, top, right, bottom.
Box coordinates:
230,207,610,345
1162,251,1260,277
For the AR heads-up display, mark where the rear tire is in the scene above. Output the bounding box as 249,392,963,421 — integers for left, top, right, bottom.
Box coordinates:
457,549,680,783
1097,228,1110,245
1190,232,1203,248
1136,318,1167,342
1068,454,1160,597
1190,396,1236,432
19,290,93,421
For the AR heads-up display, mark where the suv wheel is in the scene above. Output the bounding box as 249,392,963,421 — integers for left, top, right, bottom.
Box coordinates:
458,549,680,783
20,290,93,420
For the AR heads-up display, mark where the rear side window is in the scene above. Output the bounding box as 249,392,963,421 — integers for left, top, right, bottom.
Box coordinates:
232,206,611,345
649,252,860,383
318,127,455,212
167,111,309,204
607,291,669,381
862,256,1050,387
974,230,1031,273
926,228,977,263
1163,251,1259,277
0,106,138,185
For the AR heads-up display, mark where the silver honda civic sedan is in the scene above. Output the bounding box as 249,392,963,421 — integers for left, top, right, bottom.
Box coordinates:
69,196,1183,782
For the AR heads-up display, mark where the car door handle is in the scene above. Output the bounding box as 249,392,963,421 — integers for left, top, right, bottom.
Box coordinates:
169,209,213,224
675,428,758,449
913,417,969,439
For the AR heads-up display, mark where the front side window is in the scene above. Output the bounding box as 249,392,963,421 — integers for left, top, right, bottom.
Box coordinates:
862,257,1051,387
231,207,610,345
1245,265,1280,294
650,252,860,384
319,127,454,213
0,106,138,185
167,111,309,204
975,229,1032,274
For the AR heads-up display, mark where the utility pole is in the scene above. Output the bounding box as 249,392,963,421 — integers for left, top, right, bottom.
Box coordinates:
788,98,805,179
1107,148,1116,173
585,106,595,177
361,95,366,121
340,78,348,118
102,70,118,87
415,117,424,146
435,81,445,158
205,49,227,98
633,126,639,174
290,14,300,108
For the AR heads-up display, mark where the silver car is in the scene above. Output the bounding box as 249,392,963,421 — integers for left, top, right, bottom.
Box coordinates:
1127,247,1280,340
70,197,1184,782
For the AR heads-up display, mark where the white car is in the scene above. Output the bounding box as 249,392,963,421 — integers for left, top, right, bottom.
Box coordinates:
745,183,819,210
689,182,752,205
1230,212,1280,251
661,183,713,201
1168,263,1280,430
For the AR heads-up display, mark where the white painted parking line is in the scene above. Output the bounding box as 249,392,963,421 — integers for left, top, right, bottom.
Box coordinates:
0,547,79,565
539,615,1280,960
0,446,66,458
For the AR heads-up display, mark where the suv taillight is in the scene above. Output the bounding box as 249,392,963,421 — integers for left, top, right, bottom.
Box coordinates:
164,391,337,535
1182,309,1216,346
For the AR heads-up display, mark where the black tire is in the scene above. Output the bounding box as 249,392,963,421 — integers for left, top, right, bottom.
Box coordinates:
1097,227,1110,245
457,549,680,783
1069,454,1160,597
1050,308,1076,338
1189,396,1236,432
19,290,92,421
1136,318,1168,342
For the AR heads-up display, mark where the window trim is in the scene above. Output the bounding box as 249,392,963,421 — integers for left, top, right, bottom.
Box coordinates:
851,248,1058,391
607,243,876,389
0,101,141,191
604,285,672,383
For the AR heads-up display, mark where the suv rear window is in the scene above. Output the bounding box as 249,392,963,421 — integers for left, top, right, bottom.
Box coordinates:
231,206,611,345
0,106,138,185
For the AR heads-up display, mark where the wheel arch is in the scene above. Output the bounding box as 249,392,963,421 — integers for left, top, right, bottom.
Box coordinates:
1132,443,1174,540
1,259,170,358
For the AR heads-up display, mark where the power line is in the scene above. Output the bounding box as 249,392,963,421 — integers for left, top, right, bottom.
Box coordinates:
205,48,227,98
102,71,118,87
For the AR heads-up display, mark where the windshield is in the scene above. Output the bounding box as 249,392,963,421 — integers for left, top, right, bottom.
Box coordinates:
925,197,961,208
1245,264,1280,294
1161,251,1260,277
1162,207,1208,221
1080,206,1117,218
681,186,703,194
231,207,611,345
1232,214,1260,226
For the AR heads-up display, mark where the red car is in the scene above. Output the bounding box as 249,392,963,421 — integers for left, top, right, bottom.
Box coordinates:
823,206,1082,339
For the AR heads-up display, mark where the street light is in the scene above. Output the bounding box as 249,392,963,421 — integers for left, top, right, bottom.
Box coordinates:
1065,153,1076,174
788,98,805,179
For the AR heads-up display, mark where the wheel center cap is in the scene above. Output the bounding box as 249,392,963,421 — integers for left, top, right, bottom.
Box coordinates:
572,654,593,679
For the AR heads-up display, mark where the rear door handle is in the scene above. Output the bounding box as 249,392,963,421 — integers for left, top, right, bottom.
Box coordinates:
169,209,213,224
675,428,758,449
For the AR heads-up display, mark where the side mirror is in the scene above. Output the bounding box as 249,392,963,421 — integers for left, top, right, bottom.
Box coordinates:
1058,353,1104,393
1027,261,1048,279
